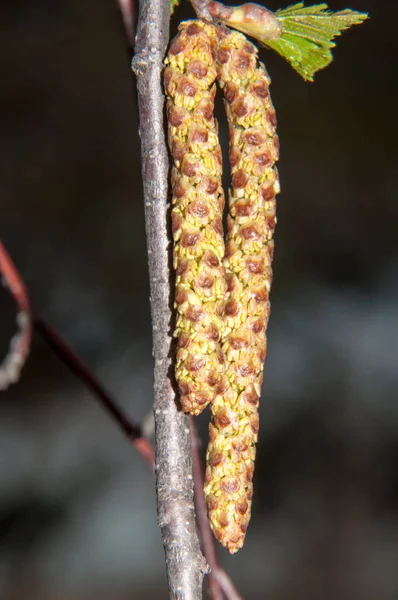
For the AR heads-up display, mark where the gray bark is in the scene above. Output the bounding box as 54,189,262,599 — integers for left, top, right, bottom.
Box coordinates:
131,1,208,597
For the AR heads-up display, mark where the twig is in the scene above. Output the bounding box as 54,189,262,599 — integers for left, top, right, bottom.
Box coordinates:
0,240,32,390
189,0,213,20
190,418,224,600
117,0,137,47
0,240,154,468
214,571,244,600
34,317,155,470
132,0,208,597
191,419,245,600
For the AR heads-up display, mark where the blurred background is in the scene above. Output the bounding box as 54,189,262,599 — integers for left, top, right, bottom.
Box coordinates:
1,0,397,598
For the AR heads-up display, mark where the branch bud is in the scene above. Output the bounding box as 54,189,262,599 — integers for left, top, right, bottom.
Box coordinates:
209,2,283,42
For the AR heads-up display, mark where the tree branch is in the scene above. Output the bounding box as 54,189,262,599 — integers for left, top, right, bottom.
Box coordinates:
0,241,32,390
131,0,208,597
0,240,154,468
191,419,245,600
191,418,224,600
214,571,244,600
117,0,137,48
189,0,213,20
34,316,155,470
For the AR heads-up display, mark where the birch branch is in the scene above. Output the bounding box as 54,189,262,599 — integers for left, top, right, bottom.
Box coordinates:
131,1,208,597
0,240,155,467
190,0,212,20
117,0,136,47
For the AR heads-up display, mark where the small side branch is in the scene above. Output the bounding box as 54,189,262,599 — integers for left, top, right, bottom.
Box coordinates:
0,241,245,598
117,0,137,47
0,241,32,390
0,240,154,468
191,419,245,600
190,0,213,20
34,317,155,470
191,419,224,600
132,0,207,597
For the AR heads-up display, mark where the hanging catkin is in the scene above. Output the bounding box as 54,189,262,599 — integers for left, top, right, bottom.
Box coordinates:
204,27,280,553
164,21,228,415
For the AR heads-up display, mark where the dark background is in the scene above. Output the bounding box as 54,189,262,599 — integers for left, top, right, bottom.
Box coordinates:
1,0,397,598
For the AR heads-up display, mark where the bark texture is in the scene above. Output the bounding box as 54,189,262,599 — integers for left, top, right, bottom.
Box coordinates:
132,2,207,597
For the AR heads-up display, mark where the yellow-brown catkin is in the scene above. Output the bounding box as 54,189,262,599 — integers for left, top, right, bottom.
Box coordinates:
164,21,228,415
204,28,280,553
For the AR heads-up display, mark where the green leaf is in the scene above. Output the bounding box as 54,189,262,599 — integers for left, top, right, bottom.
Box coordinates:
170,0,180,15
264,3,368,81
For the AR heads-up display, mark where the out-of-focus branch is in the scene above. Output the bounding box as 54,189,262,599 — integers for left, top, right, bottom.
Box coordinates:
131,0,208,597
191,419,245,600
34,317,155,470
0,240,154,468
117,0,137,47
191,418,224,600
0,240,32,390
215,571,245,600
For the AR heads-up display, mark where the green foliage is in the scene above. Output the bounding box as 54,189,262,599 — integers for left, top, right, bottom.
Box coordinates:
170,0,180,15
264,3,368,81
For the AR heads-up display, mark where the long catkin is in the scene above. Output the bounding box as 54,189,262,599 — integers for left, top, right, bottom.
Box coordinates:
164,21,227,415
204,27,280,553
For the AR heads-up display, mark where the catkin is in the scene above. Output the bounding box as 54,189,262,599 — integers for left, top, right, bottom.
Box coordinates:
204,27,280,553
164,21,228,415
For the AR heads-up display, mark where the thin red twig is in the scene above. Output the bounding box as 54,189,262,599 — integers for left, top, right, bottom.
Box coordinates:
0,240,154,469
191,417,224,600
34,317,155,470
214,570,245,600
191,418,245,600
0,240,32,390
